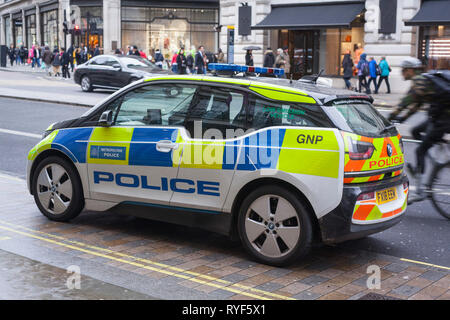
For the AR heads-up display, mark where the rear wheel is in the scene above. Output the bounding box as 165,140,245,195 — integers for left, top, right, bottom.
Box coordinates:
237,185,313,266
429,162,450,219
81,75,93,92
32,156,84,222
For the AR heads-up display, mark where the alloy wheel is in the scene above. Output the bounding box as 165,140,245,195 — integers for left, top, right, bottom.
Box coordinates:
36,164,73,215
244,194,301,258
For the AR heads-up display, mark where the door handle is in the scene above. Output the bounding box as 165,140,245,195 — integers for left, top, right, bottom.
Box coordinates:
156,140,179,153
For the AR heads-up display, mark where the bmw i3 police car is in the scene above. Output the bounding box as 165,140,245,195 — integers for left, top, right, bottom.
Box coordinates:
27,64,408,266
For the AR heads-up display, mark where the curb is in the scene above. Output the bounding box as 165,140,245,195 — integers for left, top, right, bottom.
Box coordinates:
0,94,93,108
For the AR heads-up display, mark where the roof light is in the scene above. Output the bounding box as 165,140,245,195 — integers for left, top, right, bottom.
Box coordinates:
208,63,285,76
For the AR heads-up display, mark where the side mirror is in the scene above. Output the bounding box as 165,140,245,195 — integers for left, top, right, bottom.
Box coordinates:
112,63,121,70
99,110,113,127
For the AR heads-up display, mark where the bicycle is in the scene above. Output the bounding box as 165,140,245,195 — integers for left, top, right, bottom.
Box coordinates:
403,137,450,219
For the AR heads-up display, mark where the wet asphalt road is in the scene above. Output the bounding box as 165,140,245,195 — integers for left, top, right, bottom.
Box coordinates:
0,96,448,284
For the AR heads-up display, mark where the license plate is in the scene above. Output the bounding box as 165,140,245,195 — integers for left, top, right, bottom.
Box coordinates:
376,187,398,205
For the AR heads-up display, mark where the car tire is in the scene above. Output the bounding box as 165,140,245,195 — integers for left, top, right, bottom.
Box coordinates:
81,75,93,92
237,185,313,266
31,156,84,222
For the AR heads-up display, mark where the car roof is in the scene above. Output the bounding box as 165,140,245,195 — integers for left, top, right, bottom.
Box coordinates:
142,75,372,105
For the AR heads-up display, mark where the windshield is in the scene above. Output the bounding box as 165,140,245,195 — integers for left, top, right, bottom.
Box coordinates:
119,57,157,70
325,102,394,137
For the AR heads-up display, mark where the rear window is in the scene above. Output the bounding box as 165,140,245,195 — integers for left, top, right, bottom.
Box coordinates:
325,102,393,137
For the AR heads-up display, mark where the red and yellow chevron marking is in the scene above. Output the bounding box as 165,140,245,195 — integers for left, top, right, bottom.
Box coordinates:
342,132,404,184
344,169,403,184
352,188,408,222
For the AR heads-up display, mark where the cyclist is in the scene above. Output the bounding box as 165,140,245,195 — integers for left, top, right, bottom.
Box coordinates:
388,57,450,202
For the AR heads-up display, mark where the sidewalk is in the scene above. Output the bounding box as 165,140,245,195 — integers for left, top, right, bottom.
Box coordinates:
1,64,402,108
0,173,448,300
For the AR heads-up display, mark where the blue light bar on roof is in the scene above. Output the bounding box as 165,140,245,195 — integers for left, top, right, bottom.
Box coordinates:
208,63,285,76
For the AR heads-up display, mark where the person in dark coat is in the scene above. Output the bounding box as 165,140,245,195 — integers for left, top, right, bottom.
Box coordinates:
60,48,71,79
42,46,53,76
342,50,354,90
176,48,187,74
194,45,205,74
263,48,275,68
93,45,100,57
245,50,254,66
7,45,15,66
52,47,61,77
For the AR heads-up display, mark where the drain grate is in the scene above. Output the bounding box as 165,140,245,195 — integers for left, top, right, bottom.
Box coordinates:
358,292,403,300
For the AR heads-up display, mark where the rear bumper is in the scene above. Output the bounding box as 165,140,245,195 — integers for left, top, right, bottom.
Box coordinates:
318,174,408,244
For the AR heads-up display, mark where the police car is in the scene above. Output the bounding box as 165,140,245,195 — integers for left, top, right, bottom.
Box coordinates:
27,64,408,266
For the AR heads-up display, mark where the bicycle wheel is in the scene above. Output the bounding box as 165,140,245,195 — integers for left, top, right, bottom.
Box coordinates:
429,162,450,219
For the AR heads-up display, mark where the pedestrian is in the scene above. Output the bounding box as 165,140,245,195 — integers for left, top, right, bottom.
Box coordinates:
8,45,15,66
61,47,71,79
132,46,140,56
31,45,41,69
74,47,81,66
186,50,194,74
126,45,132,55
216,48,225,63
245,50,254,66
52,47,61,77
42,46,53,76
154,49,164,68
139,48,147,59
356,53,370,93
67,45,74,72
28,46,34,66
342,50,354,90
282,47,290,78
176,47,187,74
377,56,391,94
368,57,379,94
171,50,178,73
263,47,275,68
195,45,205,74
114,48,122,55
93,45,100,57
202,50,208,74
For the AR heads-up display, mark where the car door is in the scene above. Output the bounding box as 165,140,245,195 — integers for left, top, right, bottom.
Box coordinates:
102,56,124,88
87,56,108,86
87,82,197,206
170,85,249,212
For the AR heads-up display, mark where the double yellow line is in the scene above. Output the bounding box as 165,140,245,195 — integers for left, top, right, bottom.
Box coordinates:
0,219,295,300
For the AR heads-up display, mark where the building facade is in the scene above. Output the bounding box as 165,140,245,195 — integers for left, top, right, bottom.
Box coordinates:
0,0,220,59
219,0,450,93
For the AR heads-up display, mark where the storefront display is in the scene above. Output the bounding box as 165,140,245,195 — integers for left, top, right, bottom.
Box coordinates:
419,25,450,70
26,14,37,48
122,7,218,59
41,10,58,49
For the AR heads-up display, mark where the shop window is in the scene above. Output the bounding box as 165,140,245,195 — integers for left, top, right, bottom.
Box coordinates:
419,26,450,70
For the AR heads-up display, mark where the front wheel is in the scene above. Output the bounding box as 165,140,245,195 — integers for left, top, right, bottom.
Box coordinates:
429,162,450,219
32,156,84,222
81,75,93,92
237,185,313,266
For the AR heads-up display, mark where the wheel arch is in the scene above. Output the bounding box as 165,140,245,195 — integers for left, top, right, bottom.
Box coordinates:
29,149,83,197
229,177,321,242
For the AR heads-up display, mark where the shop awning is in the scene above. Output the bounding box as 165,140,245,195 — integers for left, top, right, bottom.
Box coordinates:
252,1,365,30
405,0,450,26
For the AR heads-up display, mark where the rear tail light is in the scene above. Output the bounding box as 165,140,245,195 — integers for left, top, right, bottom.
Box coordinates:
348,138,375,160
357,191,375,201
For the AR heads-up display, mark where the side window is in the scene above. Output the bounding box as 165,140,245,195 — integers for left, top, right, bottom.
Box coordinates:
185,86,247,138
104,57,119,67
89,56,108,66
248,95,331,129
114,84,197,126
